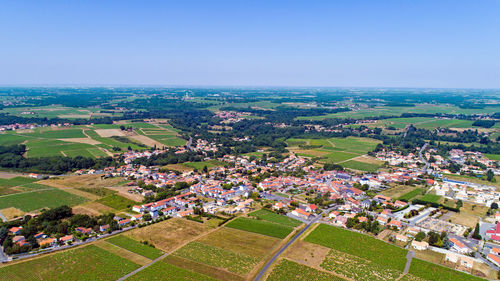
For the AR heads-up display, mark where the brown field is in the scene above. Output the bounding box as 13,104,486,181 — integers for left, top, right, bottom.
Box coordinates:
40,174,124,189
283,240,330,268
0,171,25,179
94,129,125,137
124,218,211,252
165,255,245,281
59,138,101,145
381,184,418,199
473,261,497,279
290,149,330,157
75,201,115,215
461,201,489,218
414,250,444,264
106,186,144,202
351,155,384,165
94,240,152,266
197,227,280,258
128,134,164,148
58,114,92,119
449,212,480,228
0,207,25,220
163,164,194,172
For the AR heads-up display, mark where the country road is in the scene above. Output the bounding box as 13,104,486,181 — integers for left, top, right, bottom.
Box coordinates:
253,218,319,281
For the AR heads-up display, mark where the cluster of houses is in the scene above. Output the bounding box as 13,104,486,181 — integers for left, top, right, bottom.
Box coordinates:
0,122,72,132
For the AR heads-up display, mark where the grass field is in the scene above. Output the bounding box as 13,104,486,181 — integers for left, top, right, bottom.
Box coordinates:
305,224,408,271
197,227,280,258
485,153,500,161
408,258,484,281
127,260,217,281
398,188,425,202
106,235,164,260
225,217,294,239
124,218,211,252
0,176,38,187
248,209,302,227
0,245,140,281
418,194,441,204
96,194,138,210
341,160,381,172
267,259,346,281
183,160,227,170
173,241,259,275
0,188,87,211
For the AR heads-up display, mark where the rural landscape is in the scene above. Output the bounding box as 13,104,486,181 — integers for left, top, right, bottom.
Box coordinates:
0,88,499,281
1,0,499,280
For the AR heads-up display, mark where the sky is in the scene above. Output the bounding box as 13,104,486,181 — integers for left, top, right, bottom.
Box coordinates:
0,0,499,88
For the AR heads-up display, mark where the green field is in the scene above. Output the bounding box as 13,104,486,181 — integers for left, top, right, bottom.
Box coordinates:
0,176,38,188
0,245,140,281
485,153,500,161
408,258,483,281
267,259,346,281
26,128,86,139
305,224,407,271
96,194,138,210
398,188,424,202
341,160,381,172
248,209,301,227
127,260,217,281
183,160,226,170
225,217,294,239
173,242,258,275
106,235,164,260
0,188,87,211
418,194,441,204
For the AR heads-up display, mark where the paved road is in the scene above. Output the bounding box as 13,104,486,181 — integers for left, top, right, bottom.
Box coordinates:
117,252,169,281
418,143,429,173
253,219,318,281
0,246,9,263
404,251,415,274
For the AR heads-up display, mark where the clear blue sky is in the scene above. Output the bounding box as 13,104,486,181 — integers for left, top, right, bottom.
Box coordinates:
0,0,499,88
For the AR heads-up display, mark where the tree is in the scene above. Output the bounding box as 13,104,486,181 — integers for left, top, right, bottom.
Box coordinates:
203,165,208,173
415,231,426,242
456,200,463,209
250,192,260,200
487,169,496,182
492,202,499,210
472,223,482,240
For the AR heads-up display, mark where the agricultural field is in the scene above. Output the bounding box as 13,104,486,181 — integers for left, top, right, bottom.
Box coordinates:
106,235,164,260
96,194,139,211
183,160,227,170
173,241,259,275
127,261,217,281
0,245,140,281
124,218,212,252
408,258,484,281
0,176,39,195
398,188,425,202
0,105,120,119
286,136,382,171
0,186,87,212
248,209,302,227
266,259,346,281
418,194,442,204
1,120,184,159
380,184,418,199
225,217,295,239
304,224,408,271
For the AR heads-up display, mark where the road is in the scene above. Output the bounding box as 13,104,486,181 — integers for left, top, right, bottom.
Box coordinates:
253,217,319,281
404,251,415,274
418,143,429,173
117,252,170,281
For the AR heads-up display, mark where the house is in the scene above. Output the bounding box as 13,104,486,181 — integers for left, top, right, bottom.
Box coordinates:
445,252,459,263
306,204,317,213
75,227,92,234
388,220,402,230
329,211,340,219
176,209,194,218
59,235,74,244
12,235,25,243
376,216,388,225
39,238,57,248
273,202,285,210
34,232,45,239
485,222,500,241
118,219,131,227
132,205,144,213
99,224,110,232
488,253,500,267
9,226,22,235
449,238,470,254
291,208,313,220
395,234,408,243
460,256,474,269
411,240,429,251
